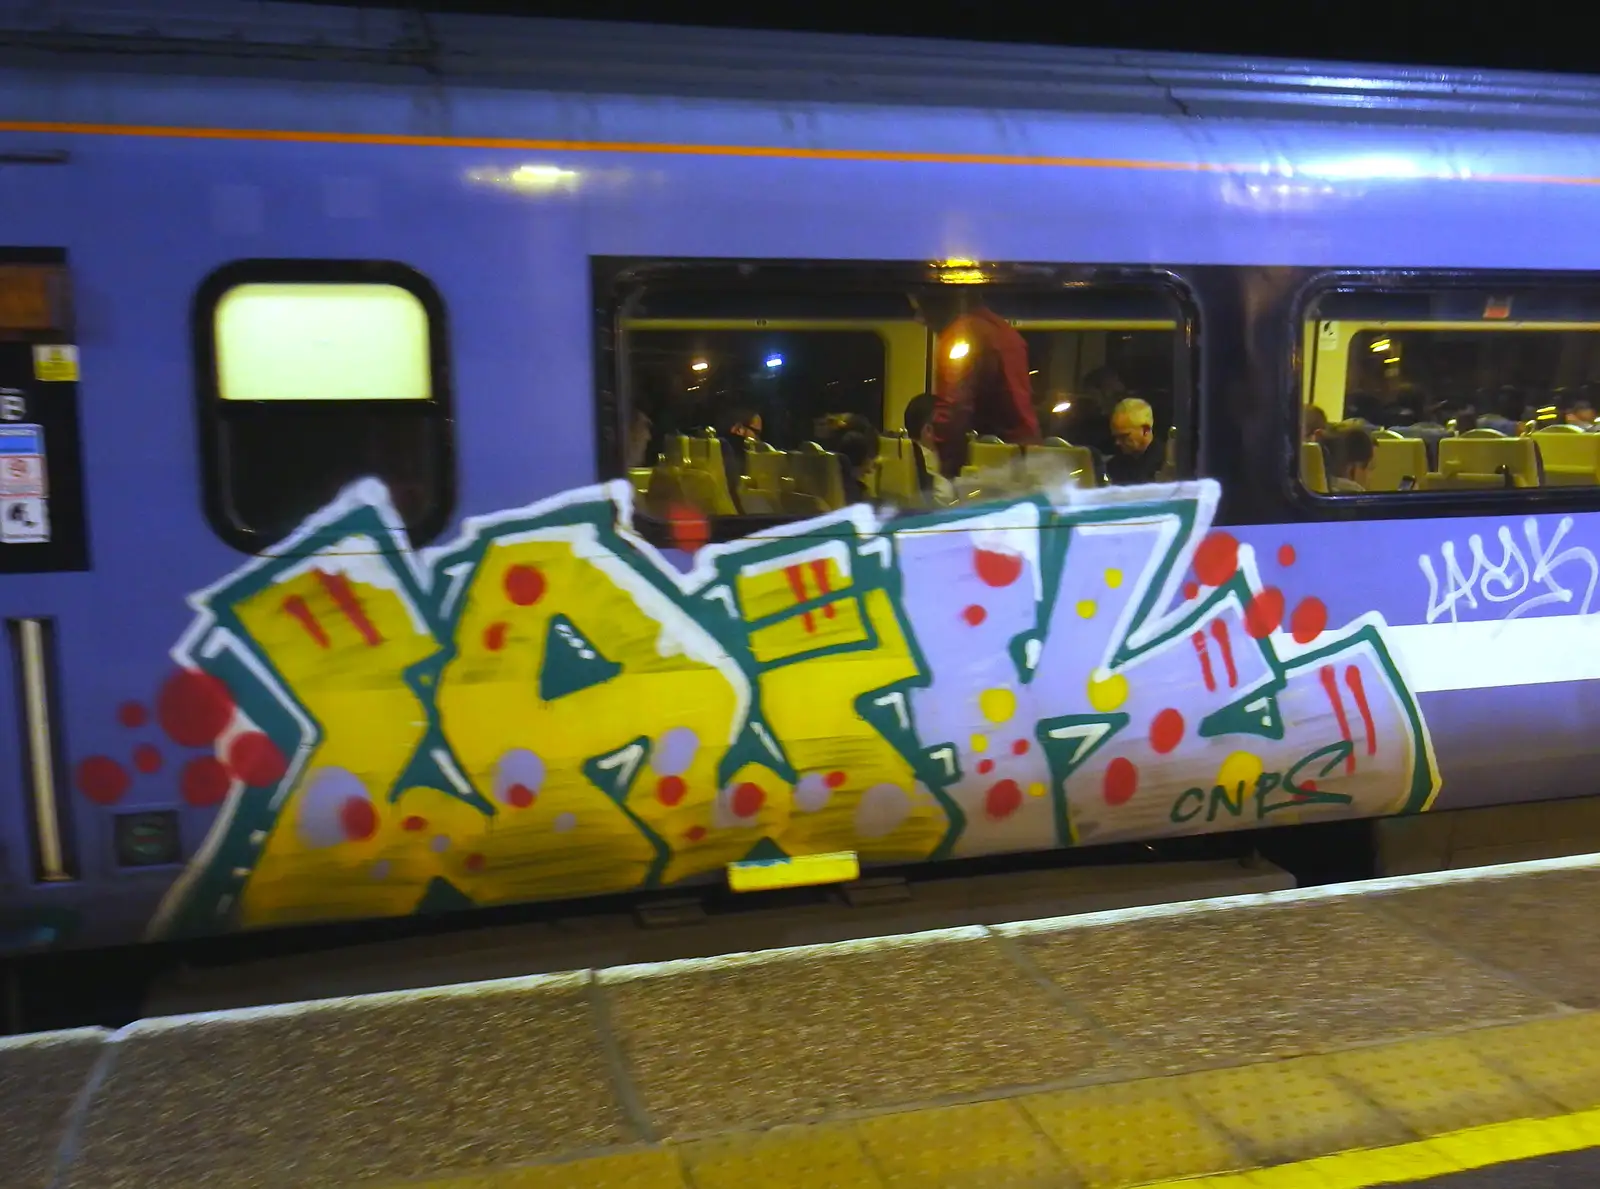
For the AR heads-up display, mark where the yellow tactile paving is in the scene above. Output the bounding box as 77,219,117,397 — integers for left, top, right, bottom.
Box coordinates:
855,1098,1064,1188
1325,1033,1557,1134
1467,1011,1600,1110
681,1125,885,1189
1022,1078,1243,1188
1174,1056,1414,1163
409,1150,687,1189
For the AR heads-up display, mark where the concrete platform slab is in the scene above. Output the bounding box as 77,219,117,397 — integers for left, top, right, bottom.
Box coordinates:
0,1028,106,1189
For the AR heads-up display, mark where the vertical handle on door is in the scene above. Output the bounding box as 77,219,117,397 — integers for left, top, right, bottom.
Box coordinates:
7,617,75,882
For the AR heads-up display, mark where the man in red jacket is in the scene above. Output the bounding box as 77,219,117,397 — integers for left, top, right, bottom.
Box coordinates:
919,291,1040,478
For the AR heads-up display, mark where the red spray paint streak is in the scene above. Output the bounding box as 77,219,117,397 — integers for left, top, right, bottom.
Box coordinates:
783,565,815,633
1209,618,1238,688
1345,665,1378,756
281,595,330,648
808,559,838,619
314,570,384,646
1191,630,1216,692
1319,664,1357,774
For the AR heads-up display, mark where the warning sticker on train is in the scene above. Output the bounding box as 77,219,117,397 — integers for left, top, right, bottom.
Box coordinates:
31,344,78,382
0,424,46,498
1,496,48,543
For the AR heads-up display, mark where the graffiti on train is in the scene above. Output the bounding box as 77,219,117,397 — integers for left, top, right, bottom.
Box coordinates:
78,478,1439,938
1420,515,1599,623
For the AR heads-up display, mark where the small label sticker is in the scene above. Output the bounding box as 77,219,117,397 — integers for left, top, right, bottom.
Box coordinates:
32,344,78,382
1,495,48,543
1318,321,1340,351
0,423,45,497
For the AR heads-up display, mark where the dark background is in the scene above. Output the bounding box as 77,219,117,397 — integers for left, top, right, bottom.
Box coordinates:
304,1,1584,75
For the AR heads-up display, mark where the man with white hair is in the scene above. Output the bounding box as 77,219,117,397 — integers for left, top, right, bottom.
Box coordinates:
1105,396,1163,484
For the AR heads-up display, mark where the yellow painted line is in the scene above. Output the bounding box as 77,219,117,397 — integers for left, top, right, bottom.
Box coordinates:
1148,1107,1600,1188
727,851,859,892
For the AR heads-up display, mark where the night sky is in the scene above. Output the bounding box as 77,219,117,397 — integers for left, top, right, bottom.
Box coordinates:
307,1,1588,76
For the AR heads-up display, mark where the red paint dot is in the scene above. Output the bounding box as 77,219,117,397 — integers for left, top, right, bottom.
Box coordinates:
977,758,995,775
228,732,287,787
180,756,231,808
506,783,535,808
686,825,707,843
824,771,847,789
656,775,687,806
667,504,710,554
974,548,1023,588
1244,587,1285,640
1277,543,1297,567
1150,709,1185,755
1193,532,1239,587
1290,596,1328,644
962,604,987,626
1011,738,1030,756
503,564,547,606
132,744,163,775
1103,757,1139,806
731,782,765,818
117,701,148,729
464,852,486,872
76,756,130,805
1182,581,1199,600
985,780,1024,820
403,815,428,832
157,669,235,748
1301,780,1318,792
484,622,508,651
339,795,378,841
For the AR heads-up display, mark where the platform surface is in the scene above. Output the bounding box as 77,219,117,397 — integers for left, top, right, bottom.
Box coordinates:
13,853,1600,1188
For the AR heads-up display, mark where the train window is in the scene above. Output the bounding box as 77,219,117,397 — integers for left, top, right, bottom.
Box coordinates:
194,261,454,552
1300,285,1600,498
612,266,1190,531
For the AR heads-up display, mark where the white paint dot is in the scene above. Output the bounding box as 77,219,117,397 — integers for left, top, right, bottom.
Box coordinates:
371,860,391,880
430,834,450,854
651,726,700,777
855,783,911,839
494,748,545,804
553,811,578,833
794,773,831,813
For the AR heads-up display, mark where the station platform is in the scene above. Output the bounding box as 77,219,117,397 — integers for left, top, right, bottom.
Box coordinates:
13,853,1600,1189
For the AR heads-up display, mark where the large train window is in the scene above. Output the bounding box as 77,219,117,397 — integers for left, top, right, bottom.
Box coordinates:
1300,282,1600,501
606,262,1192,537
193,260,454,552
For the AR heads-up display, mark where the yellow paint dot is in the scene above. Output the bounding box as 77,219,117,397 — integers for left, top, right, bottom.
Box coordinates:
1105,568,1123,589
1086,669,1129,712
970,734,989,753
1076,599,1097,619
978,687,1017,724
1028,782,1047,798
1216,750,1264,794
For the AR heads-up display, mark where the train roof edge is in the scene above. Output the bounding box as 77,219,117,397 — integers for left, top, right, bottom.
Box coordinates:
4,0,1600,133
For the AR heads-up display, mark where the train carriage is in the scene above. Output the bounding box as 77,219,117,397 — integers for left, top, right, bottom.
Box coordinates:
2,0,1598,951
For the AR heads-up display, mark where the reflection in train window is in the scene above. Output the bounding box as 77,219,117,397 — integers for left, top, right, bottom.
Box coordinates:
617,273,1190,522
1300,289,1600,496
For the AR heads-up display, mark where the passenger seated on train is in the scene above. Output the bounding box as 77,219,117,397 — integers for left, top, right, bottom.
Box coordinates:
626,408,654,468
1104,397,1163,485
1302,404,1328,441
1567,396,1597,428
819,413,878,505
717,406,763,512
1322,421,1375,493
917,290,1039,477
903,392,956,506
